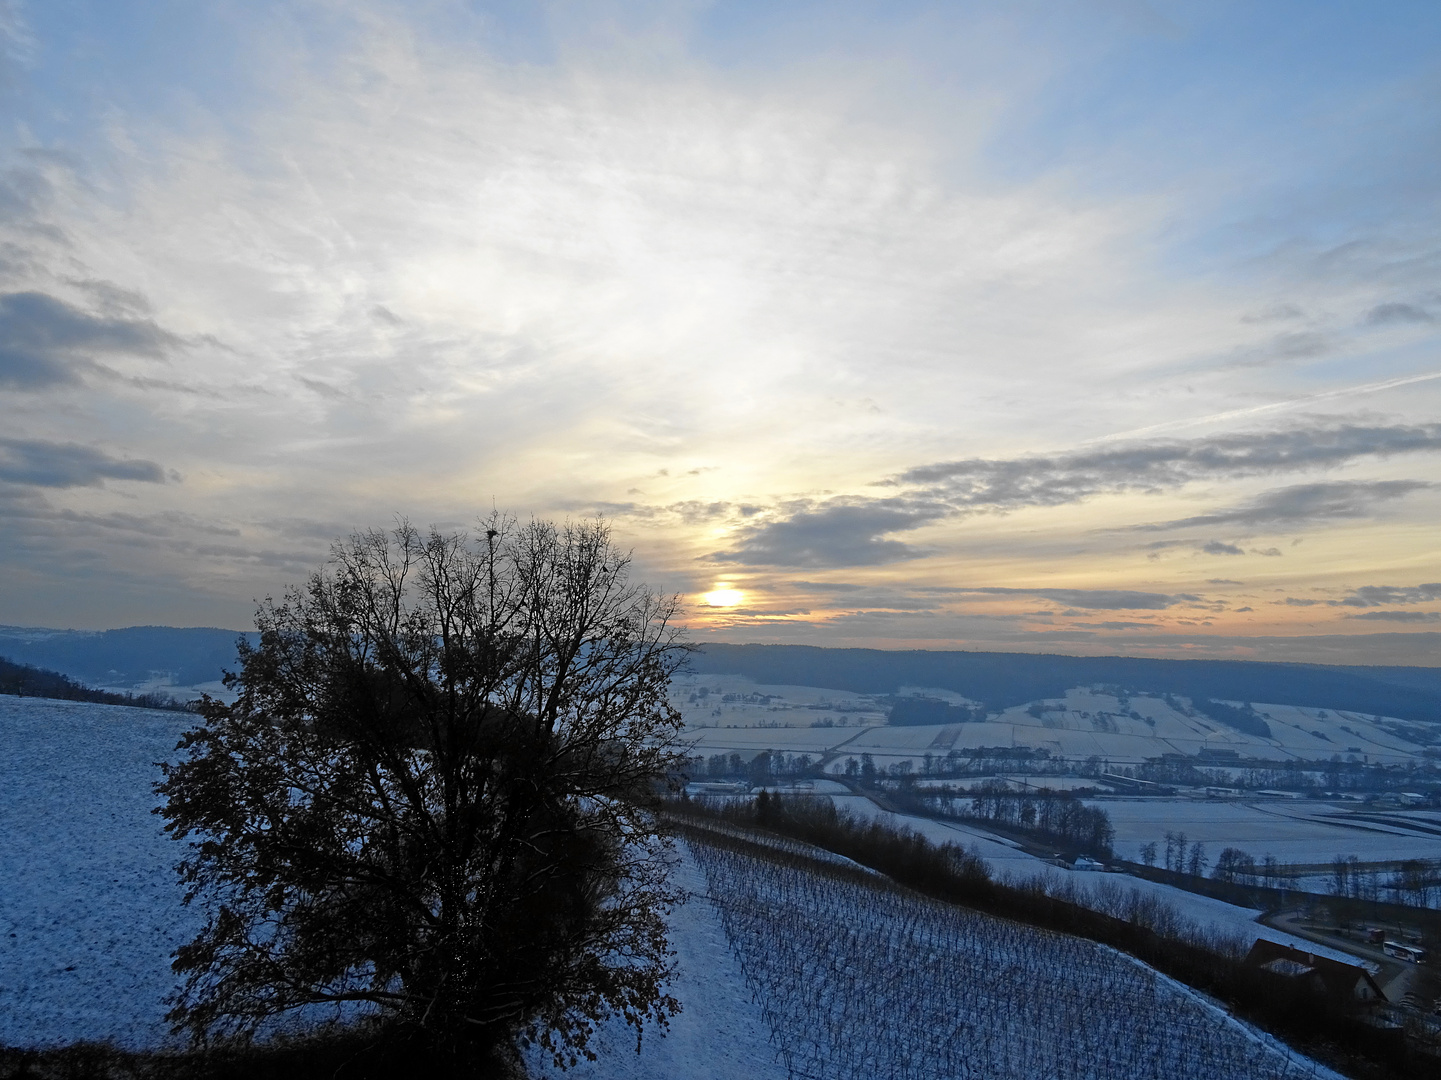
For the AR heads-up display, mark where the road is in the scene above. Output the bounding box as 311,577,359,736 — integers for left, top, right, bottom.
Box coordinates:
1259,909,1424,1003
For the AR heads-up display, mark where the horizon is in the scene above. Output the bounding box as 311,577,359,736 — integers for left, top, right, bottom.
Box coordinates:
4,620,1439,673
1,2,1439,666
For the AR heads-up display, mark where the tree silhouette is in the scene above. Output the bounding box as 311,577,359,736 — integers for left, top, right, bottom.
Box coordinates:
156,518,689,1071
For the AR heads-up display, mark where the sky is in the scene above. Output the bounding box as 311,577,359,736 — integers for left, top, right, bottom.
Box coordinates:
0,0,1438,665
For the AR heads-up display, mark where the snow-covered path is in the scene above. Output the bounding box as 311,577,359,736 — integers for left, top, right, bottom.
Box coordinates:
525,846,787,1080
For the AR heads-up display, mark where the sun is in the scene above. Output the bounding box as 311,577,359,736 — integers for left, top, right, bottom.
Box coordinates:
702,585,744,608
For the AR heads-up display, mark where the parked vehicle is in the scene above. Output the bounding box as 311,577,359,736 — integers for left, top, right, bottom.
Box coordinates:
1383,941,1428,964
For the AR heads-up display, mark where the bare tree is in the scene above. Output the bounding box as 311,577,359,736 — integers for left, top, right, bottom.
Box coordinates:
156,517,690,1070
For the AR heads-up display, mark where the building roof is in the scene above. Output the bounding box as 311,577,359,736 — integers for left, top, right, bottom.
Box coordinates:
1245,939,1386,1003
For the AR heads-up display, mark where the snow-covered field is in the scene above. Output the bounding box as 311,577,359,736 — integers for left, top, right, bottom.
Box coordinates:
805,796,1375,968
0,696,199,1048
0,693,1386,1076
674,677,1431,767
1093,797,1441,865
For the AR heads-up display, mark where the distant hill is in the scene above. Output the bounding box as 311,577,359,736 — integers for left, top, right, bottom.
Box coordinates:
0,625,255,690
4,626,1438,727
687,644,1441,726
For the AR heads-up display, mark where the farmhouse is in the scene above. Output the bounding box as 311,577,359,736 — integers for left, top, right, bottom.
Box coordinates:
1245,939,1386,1003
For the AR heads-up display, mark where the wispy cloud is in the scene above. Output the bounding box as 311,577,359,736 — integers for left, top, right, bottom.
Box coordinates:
1367,302,1434,325
896,423,1441,507
955,587,1191,610
1347,610,1441,623
1201,540,1244,555
1336,583,1441,608
1143,480,1430,530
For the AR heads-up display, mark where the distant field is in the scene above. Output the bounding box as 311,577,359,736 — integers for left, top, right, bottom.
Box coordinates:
673,673,1430,767
1093,797,1441,866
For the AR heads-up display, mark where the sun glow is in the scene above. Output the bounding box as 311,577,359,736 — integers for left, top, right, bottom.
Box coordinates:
702,586,744,608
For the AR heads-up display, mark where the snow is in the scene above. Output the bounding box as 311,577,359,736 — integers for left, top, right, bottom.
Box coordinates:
0,695,200,1049
1094,797,1441,865
0,696,786,1074
812,795,1378,968
0,692,1388,1073
675,682,1432,768
690,833,1342,1080
524,846,786,1080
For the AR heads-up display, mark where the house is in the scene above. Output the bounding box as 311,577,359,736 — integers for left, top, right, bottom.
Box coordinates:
1245,939,1386,1003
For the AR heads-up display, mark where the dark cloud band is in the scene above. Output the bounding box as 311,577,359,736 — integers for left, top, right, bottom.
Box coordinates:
0,291,176,389
0,438,166,488
709,422,1441,567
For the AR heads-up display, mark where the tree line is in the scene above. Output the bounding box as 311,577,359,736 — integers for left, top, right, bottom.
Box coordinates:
0,655,192,711
890,779,1116,859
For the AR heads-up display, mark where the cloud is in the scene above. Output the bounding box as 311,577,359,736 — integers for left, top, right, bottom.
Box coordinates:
785,581,945,611
1145,480,1430,530
1206,578,1243,584
714,422,1441,566
957,587,1183,610
711,500,946,567
895,423,1441,510
1366,302,1433,325
1347,610,1441,622
1240,303,1305,324
0,291,176,389
0,438,166,488
1283,597,1322,606
1336,583,1441,608
1201,540,1244,555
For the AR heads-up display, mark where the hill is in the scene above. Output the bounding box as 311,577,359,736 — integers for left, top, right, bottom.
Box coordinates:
0,625,255,691
687,644,1441,726
3,625,1438,726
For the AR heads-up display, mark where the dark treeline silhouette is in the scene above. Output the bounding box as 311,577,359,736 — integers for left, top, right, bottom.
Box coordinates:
886,696,982,725
688,643,1441,724
1197,698,1272,738
890,780,1116,858
670,793,1439,1080
0,655,192,711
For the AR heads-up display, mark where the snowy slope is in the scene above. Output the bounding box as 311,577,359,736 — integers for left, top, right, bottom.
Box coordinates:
525,847,787,1080
0,696,199,1049
822,796,1376,968
690,833,1343,1080
0,696,785,1075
